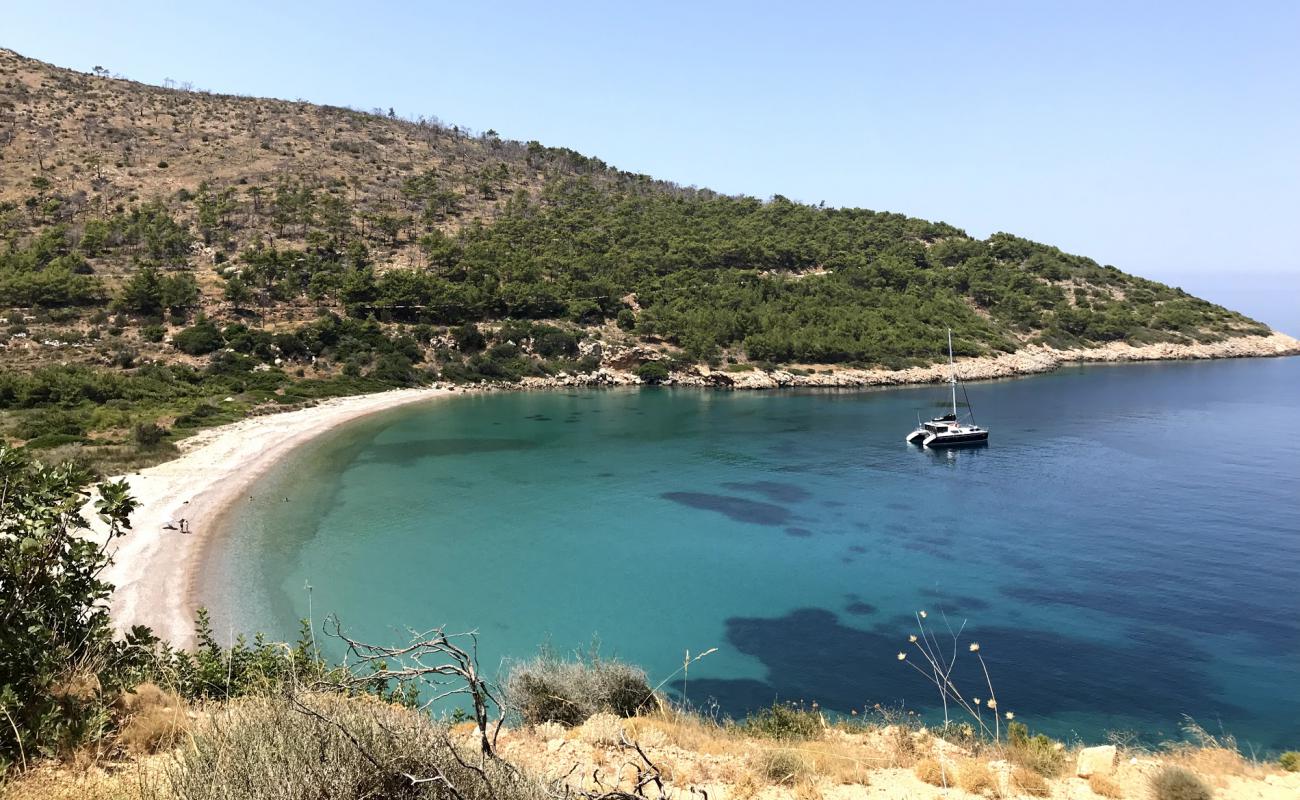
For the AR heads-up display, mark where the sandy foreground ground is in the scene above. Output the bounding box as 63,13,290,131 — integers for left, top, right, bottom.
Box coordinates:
494,715,1300,800
81,387,455,647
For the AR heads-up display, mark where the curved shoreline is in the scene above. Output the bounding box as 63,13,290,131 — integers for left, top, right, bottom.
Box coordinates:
526,331,1300,389
83,334,1298,648
84,387,456,648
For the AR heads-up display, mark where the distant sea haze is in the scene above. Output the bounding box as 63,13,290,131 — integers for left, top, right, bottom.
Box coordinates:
204,357,1300,752
1167,271,1300,336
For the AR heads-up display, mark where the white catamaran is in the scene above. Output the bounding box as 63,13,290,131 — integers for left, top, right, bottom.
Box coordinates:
905,329,989,448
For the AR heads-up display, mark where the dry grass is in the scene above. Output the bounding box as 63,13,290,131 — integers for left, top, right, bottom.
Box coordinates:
958,759,999,796
757,749,808,785
1167,744,1249,779
140,693,549,800
116,684,190,756
727,769,762,800
576,713,625,746
623,710,891,787
9,685,1297,800
914,757,954,787
793,777,825,800
1149,766,1212,800
796,736,877,785
1089,772,1124,798
1011,766,1051,797
623,710,737,756
0,766,143,800
886,724,921,767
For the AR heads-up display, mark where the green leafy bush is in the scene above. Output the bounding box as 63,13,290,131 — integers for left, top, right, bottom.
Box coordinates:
453,322,486,352
20,433,89,450
132,421,168,448
14,407,88,439
740,701,824,740
531,325,578,358
368,352,417,386
635,360,670,384
1006,721,1068,776
173,319,225,355
0,447,137,768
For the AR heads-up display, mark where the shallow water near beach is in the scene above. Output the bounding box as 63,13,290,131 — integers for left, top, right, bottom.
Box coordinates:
203,357,1300,750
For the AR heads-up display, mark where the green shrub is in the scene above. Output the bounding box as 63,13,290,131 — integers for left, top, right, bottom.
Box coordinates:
132,422,168,448
368,353,417,386
173,320,225,355
174,402,222,428
1280,751,1300,771
503,651,652,727
635,360,670,384
141,324,166,343
1149,766,1211,800
495,319,533,343
740,702,823,740
112,347,138,368
531,325,578,358
452,322,486,352
0,447,137,768
151,610,334,701
20,433,89,450
488,341,520,359
15,407,88,439
1006,720,1068,776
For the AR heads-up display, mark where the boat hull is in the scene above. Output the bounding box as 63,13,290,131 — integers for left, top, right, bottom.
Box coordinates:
923,430,989,448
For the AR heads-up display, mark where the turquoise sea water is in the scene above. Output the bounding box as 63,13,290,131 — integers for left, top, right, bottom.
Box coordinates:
203,357,1300,751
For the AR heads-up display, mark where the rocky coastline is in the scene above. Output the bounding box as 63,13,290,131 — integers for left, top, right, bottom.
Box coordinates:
517,331,1300,390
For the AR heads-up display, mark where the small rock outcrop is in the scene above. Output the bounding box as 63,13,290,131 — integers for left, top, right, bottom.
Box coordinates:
1076,744,1118,777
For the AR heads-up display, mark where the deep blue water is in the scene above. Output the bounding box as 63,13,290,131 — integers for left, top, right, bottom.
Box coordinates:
203,357,1300,751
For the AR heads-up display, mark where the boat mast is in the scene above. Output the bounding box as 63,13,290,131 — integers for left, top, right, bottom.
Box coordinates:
948,328,957,418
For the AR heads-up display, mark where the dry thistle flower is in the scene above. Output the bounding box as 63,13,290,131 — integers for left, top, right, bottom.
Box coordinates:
897,652,907,661
919,610,928,618
987,699,997,710
974,698,982,705
969,642,980,652
909,634,918,643
1005,711,1014,720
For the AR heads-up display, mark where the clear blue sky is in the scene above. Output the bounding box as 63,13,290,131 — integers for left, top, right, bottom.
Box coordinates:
4,1,1298,330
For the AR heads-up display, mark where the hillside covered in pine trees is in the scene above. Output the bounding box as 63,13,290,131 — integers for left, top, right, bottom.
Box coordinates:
0,47,1280,468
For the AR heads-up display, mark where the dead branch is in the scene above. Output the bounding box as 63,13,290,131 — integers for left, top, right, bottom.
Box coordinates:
321,616,504,758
